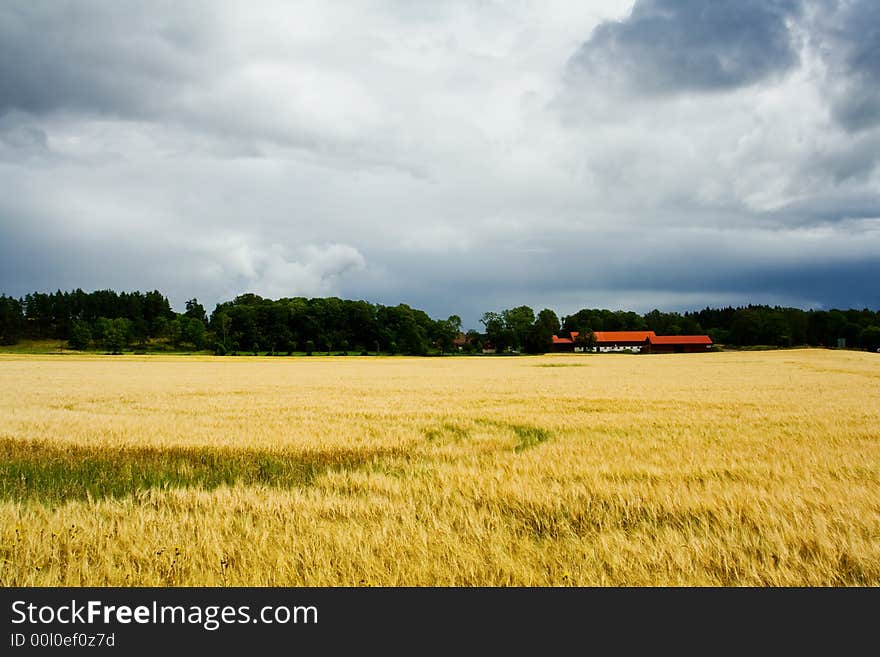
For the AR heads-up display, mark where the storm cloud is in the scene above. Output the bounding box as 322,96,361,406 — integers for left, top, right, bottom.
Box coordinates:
0,1,878,328
820,0,880,132
0,2,208,117
567,0,802,94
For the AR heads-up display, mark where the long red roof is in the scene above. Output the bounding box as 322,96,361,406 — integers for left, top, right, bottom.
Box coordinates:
648,335,712,345
552,331,712,347
592,331,656,343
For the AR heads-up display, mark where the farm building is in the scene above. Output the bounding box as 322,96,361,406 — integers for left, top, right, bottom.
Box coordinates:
550,334,574,351
551,330,712,353
552,331,656,352
592,331,656,352
645,335,713,353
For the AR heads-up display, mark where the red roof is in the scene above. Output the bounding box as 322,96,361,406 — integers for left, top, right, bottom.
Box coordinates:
551,335,573,344
648,335,712,345
592,331,656,343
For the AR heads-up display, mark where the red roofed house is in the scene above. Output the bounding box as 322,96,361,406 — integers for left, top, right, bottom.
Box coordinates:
552,330,655,352
592,331,656,352
551,330,713,353
452,333,474,352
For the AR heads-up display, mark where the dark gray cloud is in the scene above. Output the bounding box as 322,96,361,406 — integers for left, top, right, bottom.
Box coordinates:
0,2,206,118
772,193,880,227
352,222,880,327
568,0,802,94
823,0,880,132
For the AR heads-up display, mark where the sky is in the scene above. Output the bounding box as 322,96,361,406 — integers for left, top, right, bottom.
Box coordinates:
1,0,878,329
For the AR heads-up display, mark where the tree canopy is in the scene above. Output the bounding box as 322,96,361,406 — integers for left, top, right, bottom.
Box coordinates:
2,289,879,354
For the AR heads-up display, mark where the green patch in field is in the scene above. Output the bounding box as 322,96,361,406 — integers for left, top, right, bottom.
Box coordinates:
474,419,552,452
0,439,404,502
510,425,552,452
424,423,470,442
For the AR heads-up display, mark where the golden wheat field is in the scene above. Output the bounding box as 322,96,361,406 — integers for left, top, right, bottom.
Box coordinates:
1,349,878,586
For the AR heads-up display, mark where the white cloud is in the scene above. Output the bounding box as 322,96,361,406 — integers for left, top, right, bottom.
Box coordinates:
183,237,366,302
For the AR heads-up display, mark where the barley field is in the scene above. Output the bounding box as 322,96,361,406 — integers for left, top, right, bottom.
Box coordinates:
1,349,878,586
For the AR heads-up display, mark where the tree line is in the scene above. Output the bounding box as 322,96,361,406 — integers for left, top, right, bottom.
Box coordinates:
479,305,880,352
0,289,878,354
0,289,461,356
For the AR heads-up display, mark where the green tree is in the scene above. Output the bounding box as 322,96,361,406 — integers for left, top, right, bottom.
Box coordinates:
184,298,208,324
860,325,880,351
0,295,25,345
480,311,507,351
434,315,462,354
210,309,232,351
104,318,131,354
463,329,481,354
182,318,207,350
574,329,597,352
525,308,560,353
68,320,92,350
167,318,183,348
502,306,535,352
152,316,169,341
131,317,149,347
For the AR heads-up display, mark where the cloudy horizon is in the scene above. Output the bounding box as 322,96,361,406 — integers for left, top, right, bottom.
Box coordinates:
1,0,878,329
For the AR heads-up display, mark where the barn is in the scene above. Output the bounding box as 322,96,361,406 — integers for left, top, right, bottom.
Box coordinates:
645,335,713,353
591,331,656,352
551,330,713,353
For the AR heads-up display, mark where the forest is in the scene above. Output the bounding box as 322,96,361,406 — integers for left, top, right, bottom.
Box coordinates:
0,289,878,354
